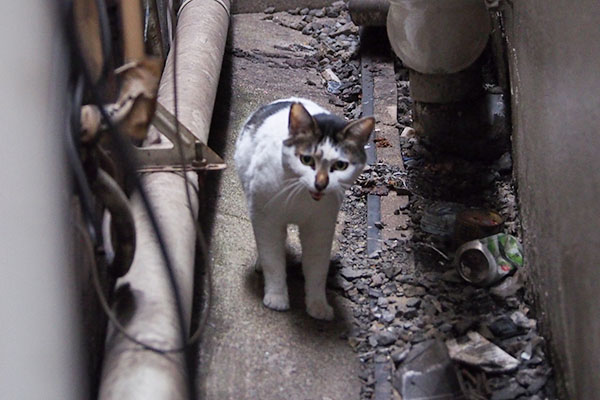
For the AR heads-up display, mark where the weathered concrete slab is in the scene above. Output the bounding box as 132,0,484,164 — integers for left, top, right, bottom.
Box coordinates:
197,14,360,400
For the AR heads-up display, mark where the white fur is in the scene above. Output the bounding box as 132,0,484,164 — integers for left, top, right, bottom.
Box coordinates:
234,98,365,320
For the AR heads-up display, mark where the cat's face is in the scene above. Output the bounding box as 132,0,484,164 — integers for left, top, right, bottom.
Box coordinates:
282,103,374,201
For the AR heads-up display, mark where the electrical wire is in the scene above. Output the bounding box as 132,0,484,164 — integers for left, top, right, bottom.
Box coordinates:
70,0,213,353
67,74,102,245
65,1,195,399
67,1,219,397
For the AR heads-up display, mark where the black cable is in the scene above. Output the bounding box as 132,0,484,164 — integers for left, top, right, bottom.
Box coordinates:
93,0,112,82
67,74,102,244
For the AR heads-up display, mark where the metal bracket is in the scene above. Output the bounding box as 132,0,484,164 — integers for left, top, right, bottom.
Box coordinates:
135,102,226,172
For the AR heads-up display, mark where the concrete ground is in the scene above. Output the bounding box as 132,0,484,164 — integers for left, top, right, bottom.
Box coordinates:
196,14,361,399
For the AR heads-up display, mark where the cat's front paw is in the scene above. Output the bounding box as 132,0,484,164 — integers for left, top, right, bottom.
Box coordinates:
306,300,334,321
263,292,289,311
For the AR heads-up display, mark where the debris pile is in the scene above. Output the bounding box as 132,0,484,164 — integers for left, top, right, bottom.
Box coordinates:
258,3,558,399
264,1,363,120
334,154,556,399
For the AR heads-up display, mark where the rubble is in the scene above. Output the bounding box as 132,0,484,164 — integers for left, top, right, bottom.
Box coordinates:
393,339,465,400
446,331,520,373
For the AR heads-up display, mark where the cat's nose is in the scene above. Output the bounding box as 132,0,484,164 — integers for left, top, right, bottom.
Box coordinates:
314,173,329,191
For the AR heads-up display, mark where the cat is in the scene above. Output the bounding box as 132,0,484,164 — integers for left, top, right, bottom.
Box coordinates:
234,98,374,320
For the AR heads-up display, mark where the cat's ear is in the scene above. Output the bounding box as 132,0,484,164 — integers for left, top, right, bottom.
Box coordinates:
342,117,375,146
288,102,316,138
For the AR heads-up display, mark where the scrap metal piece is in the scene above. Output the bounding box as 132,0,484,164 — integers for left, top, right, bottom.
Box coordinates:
446,331,520,373
393,339,466,400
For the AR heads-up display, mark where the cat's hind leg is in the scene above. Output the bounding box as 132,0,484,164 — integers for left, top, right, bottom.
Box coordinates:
252,215,289,311
299,220,335,320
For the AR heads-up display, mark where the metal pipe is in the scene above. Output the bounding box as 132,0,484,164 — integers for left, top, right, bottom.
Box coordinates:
120,0,146,62
349,0,390,26
98,0,230,398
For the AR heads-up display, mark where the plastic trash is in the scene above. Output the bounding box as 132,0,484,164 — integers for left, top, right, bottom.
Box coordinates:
420,202,465,238
455,233,523,287
446,331,520,373
393,339,465,399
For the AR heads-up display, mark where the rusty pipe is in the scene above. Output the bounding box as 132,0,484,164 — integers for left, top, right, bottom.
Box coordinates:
120,0,146,62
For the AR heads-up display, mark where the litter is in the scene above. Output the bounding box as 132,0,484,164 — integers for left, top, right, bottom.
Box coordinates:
446,331,520,373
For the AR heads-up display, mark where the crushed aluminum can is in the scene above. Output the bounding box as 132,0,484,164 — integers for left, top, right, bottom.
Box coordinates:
454,233,523,287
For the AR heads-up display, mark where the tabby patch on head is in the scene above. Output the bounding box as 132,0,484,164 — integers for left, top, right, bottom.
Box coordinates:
282,102,374,200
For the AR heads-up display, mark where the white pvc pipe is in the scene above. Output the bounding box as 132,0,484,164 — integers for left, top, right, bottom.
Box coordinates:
98,1,230,398
0,2,85,399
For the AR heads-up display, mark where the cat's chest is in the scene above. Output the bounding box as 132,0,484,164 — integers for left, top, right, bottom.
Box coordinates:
272,191,338,225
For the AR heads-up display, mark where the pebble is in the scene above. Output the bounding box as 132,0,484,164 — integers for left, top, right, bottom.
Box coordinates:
490,379,527,400
488,315,526,339
391,346,410,364
406,297,421,308
374,330,398,346
340,267,368,280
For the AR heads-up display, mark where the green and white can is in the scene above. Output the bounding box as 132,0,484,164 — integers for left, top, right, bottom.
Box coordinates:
454,233,524,287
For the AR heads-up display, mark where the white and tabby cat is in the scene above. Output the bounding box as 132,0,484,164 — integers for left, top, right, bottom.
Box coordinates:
234,98,374,320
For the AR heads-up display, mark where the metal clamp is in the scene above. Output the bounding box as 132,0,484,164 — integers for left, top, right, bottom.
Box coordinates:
135,102,226,172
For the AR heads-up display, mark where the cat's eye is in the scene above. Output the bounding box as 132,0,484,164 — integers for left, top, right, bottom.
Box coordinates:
332,160,349,171
300,154,315,167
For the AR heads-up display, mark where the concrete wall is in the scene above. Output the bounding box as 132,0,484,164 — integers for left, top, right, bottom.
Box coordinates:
504,1,600,398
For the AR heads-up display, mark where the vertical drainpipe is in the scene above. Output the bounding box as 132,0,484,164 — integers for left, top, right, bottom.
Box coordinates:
98,1,230,399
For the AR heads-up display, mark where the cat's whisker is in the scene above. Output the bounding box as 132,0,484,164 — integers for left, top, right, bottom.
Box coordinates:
263,180,299,210
284,182,304,213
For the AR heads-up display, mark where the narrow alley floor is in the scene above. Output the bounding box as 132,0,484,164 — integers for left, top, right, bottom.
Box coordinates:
197,9,361,400
198,3,558,400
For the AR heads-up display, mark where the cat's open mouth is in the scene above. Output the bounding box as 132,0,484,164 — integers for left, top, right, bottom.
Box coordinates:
310,191,323,201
